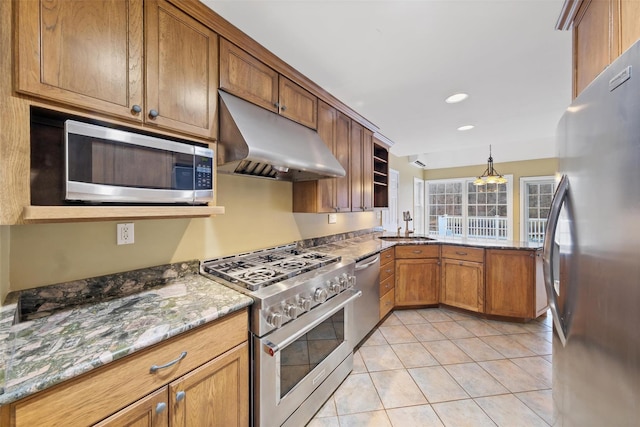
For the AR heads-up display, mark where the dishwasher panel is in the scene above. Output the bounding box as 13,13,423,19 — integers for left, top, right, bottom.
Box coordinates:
352,254,381,347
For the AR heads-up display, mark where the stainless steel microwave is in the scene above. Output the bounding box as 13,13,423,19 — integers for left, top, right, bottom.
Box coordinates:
64,120,213,204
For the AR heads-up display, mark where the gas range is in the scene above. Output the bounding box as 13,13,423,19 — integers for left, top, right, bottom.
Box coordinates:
201,245,356,336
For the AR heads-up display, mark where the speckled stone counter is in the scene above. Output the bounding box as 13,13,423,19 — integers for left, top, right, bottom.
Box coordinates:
0,261,252,406
309,231,541,262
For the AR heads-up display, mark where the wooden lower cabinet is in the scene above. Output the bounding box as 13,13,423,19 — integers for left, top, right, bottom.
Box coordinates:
395,259,440,306
4,310,249,427
485,249,546,319
440,258,484,312
94,388,169,427
379,248,395,319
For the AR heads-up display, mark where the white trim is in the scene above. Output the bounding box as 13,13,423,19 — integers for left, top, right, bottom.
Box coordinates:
519,176,555,242
382,168,400,232
425,175,514,240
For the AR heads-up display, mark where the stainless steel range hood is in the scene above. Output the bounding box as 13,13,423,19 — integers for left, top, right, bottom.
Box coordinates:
217,90,346,181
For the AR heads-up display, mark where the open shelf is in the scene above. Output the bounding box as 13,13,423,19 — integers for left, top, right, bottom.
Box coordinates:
373,142,389,208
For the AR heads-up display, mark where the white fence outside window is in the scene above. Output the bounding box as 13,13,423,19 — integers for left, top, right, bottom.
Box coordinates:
434,215,508,240
527,218,547,243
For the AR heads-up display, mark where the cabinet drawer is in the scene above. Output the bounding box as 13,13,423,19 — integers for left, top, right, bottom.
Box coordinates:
441,245,485,263
395,245,439,259
380,289,394,319
379,275,395,295
380,248,395,266
10,310,248,427
380,261,395,282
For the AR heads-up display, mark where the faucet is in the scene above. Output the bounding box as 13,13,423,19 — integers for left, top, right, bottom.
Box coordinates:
402,211,414,237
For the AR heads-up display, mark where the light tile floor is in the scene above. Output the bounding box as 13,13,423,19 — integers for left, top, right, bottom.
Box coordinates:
307,307,555,427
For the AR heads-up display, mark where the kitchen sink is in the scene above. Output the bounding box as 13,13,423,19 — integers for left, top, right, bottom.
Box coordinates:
378,236,436,241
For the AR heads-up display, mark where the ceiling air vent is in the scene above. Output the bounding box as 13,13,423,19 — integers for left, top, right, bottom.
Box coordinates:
409,155,426,168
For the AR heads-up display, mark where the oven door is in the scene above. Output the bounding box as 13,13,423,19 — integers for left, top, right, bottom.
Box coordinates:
254,289,361,427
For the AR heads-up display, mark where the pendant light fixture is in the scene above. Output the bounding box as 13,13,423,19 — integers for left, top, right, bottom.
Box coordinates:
473,145,507,186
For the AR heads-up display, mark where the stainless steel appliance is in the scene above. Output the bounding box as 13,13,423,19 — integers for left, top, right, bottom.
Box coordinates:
544,40,640,426
64,120,213,204
201,246,360,427
352,254,380,346
217,90,345,180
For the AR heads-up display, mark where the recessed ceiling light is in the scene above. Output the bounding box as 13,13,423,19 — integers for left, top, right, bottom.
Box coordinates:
457,125,475,131
445,93,469,104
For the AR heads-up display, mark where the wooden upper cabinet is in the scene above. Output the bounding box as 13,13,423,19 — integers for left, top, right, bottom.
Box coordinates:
335,111,351,212
574,0,612,97
16,0,144,121
219,38,279,113
16,0,218,138
350,121,364,212
278,76,317,129
292,101,336,212
145,0,218,138
619,0,640,54
362,129,374,211
219,39,317,129
564,0,640,98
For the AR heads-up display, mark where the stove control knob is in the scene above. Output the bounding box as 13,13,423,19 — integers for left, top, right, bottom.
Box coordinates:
339,274,348,288
267,312,283,328
329,279,341,294
284,304,301,320
299,298,312,312
313,288,328,303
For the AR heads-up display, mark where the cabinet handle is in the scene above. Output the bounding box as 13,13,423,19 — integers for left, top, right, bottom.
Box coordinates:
156,402,167,414
455,251,468,256
176,391,186,402
281,105,287,111
150,351,187,373
385,269,392,274
131,104,142,114
148,109,159,119
412,250,422,254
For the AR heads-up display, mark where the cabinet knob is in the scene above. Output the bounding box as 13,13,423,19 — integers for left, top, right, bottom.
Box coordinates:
156,402,167,414
274,102,280,108
176,391,186,402
281,105,287,111
148,109,159,119
131,104,142,114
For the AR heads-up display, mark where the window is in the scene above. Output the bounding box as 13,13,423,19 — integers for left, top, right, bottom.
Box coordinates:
520,176,556,243
413,177,425,234
427,176,513,240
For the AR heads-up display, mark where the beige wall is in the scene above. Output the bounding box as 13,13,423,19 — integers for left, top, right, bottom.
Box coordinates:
5,174,378,295
388,153,424,219
424,157,558,241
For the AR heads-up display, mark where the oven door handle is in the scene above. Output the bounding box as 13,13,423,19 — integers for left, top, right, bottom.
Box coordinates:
263,289,362,357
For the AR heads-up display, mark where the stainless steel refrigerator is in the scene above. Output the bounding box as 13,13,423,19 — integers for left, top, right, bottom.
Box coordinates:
544,40,640,426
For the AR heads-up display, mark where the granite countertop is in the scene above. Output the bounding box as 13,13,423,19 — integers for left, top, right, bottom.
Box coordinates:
311,232,541,262
0,261,252,406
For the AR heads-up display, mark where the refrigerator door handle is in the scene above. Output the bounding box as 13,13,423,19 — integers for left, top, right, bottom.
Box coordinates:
543,174,569,346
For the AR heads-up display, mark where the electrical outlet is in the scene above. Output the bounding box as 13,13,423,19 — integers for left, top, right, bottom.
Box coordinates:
328,213,337,224
117,223,134,245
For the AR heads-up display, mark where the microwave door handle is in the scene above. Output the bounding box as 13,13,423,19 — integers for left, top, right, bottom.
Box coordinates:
543,174,570,346
264,289,362,356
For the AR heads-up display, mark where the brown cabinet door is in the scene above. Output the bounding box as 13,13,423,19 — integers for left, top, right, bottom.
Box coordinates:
145,0,218,138
380,288,395,319
219,38,279,113
441,259,484,312
395,259,440,306
362,129,374,211
485,249,535,318
574,0,613,97
278,76,318,129
93,388,169,427
16,0,144,120
350,121,364,211
620,0,640,53
335,111,352,212
170,342,249,427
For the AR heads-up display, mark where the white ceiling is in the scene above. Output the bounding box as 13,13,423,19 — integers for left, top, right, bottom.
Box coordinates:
202,0,573,169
